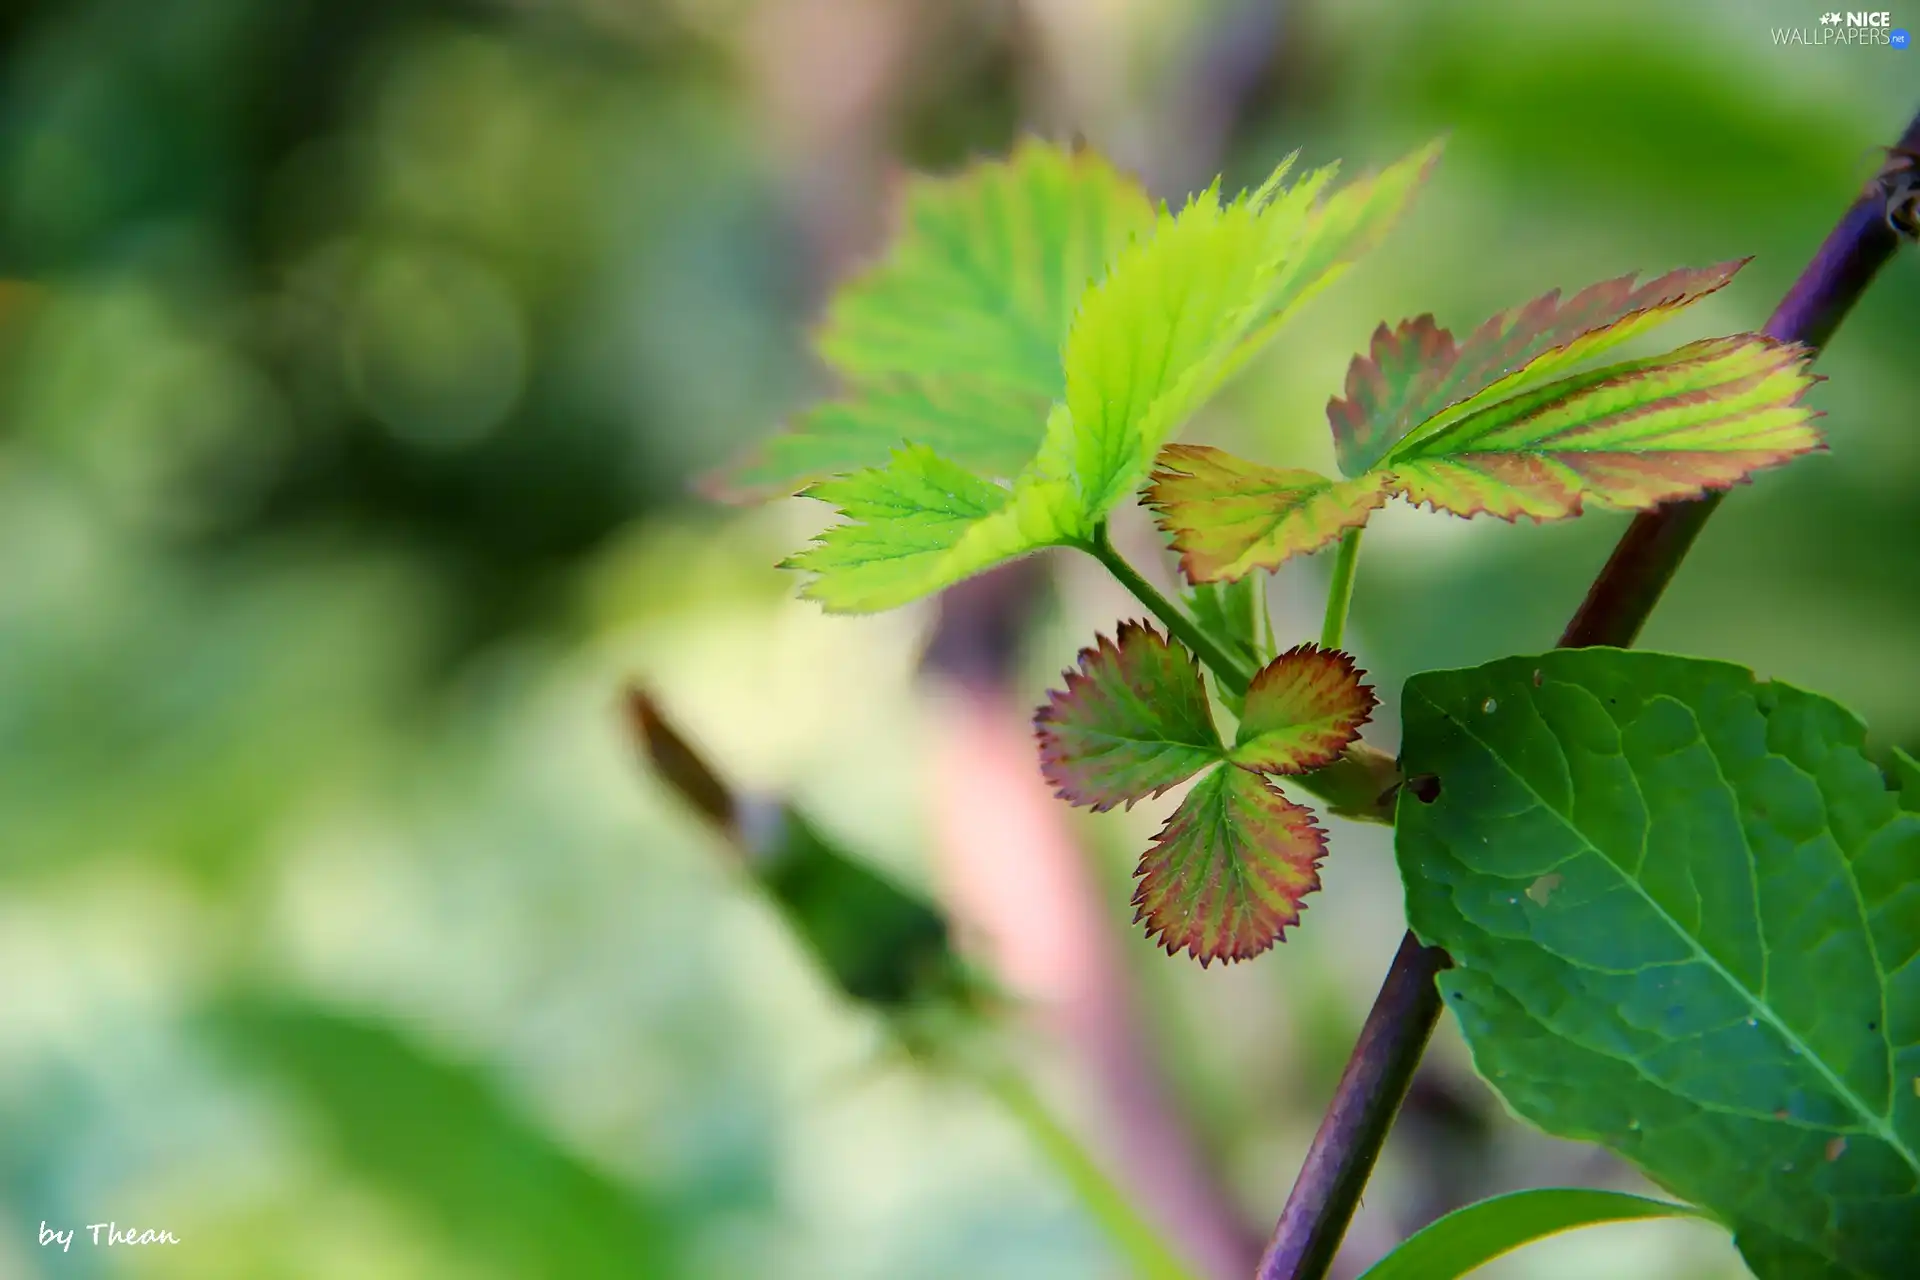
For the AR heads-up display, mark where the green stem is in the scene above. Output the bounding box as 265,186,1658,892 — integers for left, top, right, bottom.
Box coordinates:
1319,528,1363,650
982,1066,1204,1280
1085,522,1399,823
1085,524,1257,694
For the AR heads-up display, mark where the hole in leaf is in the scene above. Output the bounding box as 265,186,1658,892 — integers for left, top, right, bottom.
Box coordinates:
1408,774,1442,804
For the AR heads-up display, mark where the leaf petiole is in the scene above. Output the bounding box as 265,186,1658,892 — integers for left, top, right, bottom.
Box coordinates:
1319,527,1364,650
1084,523,1259,695
1085,522,1401,824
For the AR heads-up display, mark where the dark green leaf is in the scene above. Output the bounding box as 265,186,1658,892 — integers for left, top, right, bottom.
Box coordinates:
1398,650,1920,1278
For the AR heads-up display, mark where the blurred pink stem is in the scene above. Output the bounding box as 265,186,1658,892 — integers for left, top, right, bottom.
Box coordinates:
929,676,1262,1280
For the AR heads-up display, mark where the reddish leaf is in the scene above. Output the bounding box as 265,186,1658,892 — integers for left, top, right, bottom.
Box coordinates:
1384,336,1822,521
1132,766,1326,965
1146,444,1390,584
1329,261,1748,475
1232,645,1377,774
1035,621,1224,812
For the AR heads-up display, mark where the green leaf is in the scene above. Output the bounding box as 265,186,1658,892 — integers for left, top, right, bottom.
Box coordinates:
1890,747,1920,809
1332,260,1747,475
1035,621,1224,812
781,141,1439,612
1231,644,1376,774
1147,443,1390,584
1356,1188,1707,1280
1385,335,1822,521
629,687,968,1010
735,378,1058,494
1135,764,1326,965
717,141,1155,496
1059,141,1440,518
1397,649,1920,1279
783,439,1099,614
200,995,679,1279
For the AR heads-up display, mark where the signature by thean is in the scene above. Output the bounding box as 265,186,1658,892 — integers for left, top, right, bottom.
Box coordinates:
39,1221,180,1251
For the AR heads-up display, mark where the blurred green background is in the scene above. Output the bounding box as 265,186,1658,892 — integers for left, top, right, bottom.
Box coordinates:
0,1,1913,1277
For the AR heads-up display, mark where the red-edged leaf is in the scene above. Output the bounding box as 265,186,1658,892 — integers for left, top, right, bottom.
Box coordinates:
1231,645,1376,774
1146,444,1390,584
1035,621,1224,812
1384,335,1822,521
1329,261,1748,476
1132,766,1325,965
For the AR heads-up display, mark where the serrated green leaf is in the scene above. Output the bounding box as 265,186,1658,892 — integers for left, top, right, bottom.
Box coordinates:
782,142,1437,612
1356,1188,1706,1280
1249,138,1446,350
1385,335,1822,521
1035,621,1224,812
1134,765,1326,965
780,444,1025,611
1231,644,1376,774
717,141,1155,496
1153,329,1819,580
1059,142,1439,518
1146,443,1390,584
734,377,1055,493
1333,261,1746,476
1397,649,1920,1279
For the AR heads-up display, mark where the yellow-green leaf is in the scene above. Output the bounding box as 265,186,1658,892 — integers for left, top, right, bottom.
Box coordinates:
1385,335,1822,521
1059,141,1440,518
717,141,1154,497
1231,645,1376,774
780,445,1020,612
1333,260,1747,476
782,142,1437,612
1146,444,1390,584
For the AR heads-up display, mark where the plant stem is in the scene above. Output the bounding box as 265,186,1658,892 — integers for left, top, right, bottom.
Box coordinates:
1255,933,1449,1280
983,1066,1207,1280
1259,104,1920,1280
1086,524,1400,822
1086,523,1259,693
1320,528,1364,650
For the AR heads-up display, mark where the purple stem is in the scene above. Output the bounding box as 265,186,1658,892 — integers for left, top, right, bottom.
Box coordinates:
1258,106,1920,1280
